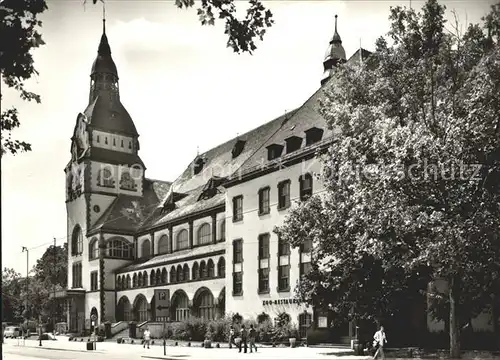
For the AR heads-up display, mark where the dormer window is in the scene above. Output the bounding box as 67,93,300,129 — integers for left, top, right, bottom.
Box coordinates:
193,157,205,175
266,144,284,161
198,176,226,201
285,136,302,154
305,127,324,146
232,139,246,159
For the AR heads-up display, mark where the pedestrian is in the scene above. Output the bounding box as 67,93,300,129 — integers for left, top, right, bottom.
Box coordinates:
228,325,236,349
372,325,387,359
248,324,257,353
238,324,248,353
143,327,151,349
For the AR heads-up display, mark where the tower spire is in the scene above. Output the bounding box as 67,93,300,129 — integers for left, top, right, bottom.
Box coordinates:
102,1,106,34
321,13,346,86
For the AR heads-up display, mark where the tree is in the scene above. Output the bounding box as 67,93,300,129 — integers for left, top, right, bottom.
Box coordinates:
33,243,68,288
0,0,47,156
89,0,273,55
2,268,24,323
276,1,500,357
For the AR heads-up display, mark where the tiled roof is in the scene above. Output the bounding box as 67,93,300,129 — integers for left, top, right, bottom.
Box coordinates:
346,48,372,67
84,95,139,136
89,178,171,234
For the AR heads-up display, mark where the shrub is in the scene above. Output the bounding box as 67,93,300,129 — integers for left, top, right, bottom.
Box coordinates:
257,312,270,324
232,313,243,324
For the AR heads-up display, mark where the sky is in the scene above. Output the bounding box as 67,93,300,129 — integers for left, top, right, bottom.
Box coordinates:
2,0,494,274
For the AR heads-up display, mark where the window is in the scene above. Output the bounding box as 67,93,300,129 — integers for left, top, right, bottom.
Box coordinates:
258,268,269,293
278,180,291,210
258,234,270,259
119,171,136,191
121,139,124,147
106,239,132,259
267,144,284,160
192,262,199,280
71,225,83,256
97,168,114,188
299,312,312,339
177,265,184,282
183,264,190,281
126,275,131,289
300,262,312,277
305,127,324,146
217,257,225,277
278,237,290,256
97,135,100,143
129,141,132,149
193,157,205,175
258,187,270,215
158,235,169,254
141,239,151,258
207,259,215,278
200,261,207,279
300,238,313,253
176,229,189,251
232,196,243,222
233,239,243,264
72,262,82,288
170,266,176,283
90,271,98,291
300,174,313,200
285,136,302,154
133,273,138,288
105,137,108,145
89,238,99,260
138,272,143,287
278,265,290,291
197,223,211,245
150,270,156,286
161,268,168,284
232,139,246,158
172,292,189,322
219,220,226,242
197,291,215,320
113,138,116,146
233,272,243,295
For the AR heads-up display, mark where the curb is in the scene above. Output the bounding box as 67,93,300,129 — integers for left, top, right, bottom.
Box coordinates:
15,344,107,354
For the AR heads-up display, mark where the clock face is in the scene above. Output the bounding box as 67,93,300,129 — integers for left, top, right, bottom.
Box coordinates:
93,205,101,213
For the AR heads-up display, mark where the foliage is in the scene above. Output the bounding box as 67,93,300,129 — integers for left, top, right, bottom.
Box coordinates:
2,268,25,323
33,243,68,288
89,0,273,54
0,0,48,156
276,0,500,357
256,312,270,324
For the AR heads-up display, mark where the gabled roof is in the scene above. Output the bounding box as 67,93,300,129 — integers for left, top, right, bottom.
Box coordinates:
88,178,171,234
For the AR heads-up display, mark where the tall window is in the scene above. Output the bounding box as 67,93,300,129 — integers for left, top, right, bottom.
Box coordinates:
200,261,207,279
232,196,243,222
258,268,269,293
197,291,215,320
299,312,312,339
158,235,169,254
141,239,151,258
207,259,215,278
299,173,313,200
233,272,242,296
90,271,98,291
300,262,312,277
278,265,290,292
89,238,99,260
177,265,184,282
133,273,138,288
172,292,190,322
176,230,189,251
170,266,176,283
219,220,226,242
197,223,211,245
72,262,82,288
300,238,313,253
258,187,270,215
136,296,149,322
192,262,199,280
71,225,83,256
258,234,270,259
217,257,225,277
233,239,243,263
183,264,190,281
161,268,168,284
278,180,291,210
278,237,290,256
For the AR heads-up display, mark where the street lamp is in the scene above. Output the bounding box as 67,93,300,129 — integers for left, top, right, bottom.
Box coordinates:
21,247,29,340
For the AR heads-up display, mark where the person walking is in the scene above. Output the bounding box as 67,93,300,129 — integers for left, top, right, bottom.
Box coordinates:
143,327,151,349
248,324,257,353
228,325,236,349
372,325,387,359
238,325,248,353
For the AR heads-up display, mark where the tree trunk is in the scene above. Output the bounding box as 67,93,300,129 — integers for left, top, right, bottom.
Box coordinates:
449,277,460,358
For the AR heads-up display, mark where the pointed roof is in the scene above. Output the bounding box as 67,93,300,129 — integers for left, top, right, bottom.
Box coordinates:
91,19,118,78
324,15,346,63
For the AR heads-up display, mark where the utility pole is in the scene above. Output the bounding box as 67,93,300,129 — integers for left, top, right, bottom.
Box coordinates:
21,247,29,339
53,237,57,334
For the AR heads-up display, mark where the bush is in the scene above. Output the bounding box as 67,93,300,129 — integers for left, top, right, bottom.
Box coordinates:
257,312,270,324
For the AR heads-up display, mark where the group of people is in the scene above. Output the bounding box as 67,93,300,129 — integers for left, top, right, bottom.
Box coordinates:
228,324,258,353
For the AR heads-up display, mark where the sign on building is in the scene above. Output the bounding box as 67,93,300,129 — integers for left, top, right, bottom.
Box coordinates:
154,289,170,322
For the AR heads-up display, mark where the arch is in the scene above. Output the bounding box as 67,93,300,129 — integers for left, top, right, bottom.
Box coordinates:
207,259,215,278
117,296,132,321
89,237,99,260
217,287,226,318
71,225,83,256
217,257,225,277
150,269,156,286
138,272,143,287
157,234,169,255
200,261,207,279
219,220,226,241
176,229,189,251
141,239,151,258
106,237,132,259
170,266,176,283
176,264,183,282
155,269,161,285
170,290,189,322
161,268,168,284
192,262,199,280
133,294,149,322
116,276,122,290
133,273,138,288
142,271,148,287
121,276,126,290
126,274,131,289
197,223,211,245
183,264,190,281
193,287,215,320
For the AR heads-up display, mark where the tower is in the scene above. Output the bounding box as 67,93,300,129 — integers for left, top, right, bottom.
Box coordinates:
321,15,346,86
65,17,144,330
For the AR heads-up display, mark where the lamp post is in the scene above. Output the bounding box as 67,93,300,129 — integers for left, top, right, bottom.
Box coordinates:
21,247,29,339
